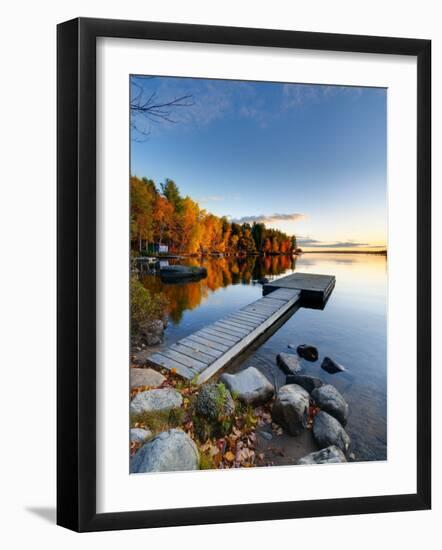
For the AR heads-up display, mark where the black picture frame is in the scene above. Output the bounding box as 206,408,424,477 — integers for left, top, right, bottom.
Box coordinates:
57,17,431,532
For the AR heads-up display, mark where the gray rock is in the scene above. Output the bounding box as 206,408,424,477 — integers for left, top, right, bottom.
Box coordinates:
139,319,165,346
297,445,347,465
272,384,310,436
321,356,346,374
220,367,274,406
286,374,324,393
297,344,319,362
313,411,350,453
195,383,235,420
130,368,166,389
258,277,269,284
130,427,152,443
130,429,199,473
132,348,152,365
312,384,349,425
130,388,183,415
259,430,273,441
277,352,302,375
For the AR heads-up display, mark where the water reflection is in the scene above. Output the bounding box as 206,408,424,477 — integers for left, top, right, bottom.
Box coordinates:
140,255,296,324
140,253,387,462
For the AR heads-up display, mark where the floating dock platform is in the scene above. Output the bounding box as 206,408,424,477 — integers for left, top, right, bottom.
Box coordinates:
147,272,335,384
263,272,335,308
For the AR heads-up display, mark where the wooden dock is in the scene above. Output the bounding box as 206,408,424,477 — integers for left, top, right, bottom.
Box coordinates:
147,272,335,384
263,272,335,308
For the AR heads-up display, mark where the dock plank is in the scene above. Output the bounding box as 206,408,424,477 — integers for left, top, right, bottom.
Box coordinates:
234,310,267,322
179,338,223,358
238,309,267,321
147,353,196,379
198,329,237,347
170,343,213,365
159,348,207,372
226,314,259,327
188,333,230,352
202,327,240,343
214,321,250,336
219,317,254,332
209,323,246,339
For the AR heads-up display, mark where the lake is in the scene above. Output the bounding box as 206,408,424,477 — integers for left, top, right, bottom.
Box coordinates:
140,253,387,462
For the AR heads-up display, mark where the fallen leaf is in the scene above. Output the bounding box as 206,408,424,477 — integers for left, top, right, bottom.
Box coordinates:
224,451,235,462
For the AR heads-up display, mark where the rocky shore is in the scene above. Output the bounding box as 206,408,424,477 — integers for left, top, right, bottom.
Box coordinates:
129,342,353,473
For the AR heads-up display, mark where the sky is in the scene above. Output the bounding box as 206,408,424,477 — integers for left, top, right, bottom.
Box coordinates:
130,75,387,251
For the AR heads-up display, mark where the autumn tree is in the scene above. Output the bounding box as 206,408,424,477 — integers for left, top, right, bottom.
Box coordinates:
130,176,155,251
130,175,297,257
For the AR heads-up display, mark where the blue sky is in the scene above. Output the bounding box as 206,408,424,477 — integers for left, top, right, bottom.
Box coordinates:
130,76,387,250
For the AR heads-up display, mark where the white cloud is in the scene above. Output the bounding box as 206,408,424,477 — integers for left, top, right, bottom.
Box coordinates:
231,212,305,224
297,236,371,248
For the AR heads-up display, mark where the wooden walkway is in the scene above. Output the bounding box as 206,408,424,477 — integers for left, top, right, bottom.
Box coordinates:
147,272,336,384
148,287,301,384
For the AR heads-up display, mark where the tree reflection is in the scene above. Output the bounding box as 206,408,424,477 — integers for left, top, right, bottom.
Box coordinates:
140,255,297,324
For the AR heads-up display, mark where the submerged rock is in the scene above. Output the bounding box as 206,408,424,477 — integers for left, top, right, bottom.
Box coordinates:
130,367,166,389
130,427,152,443
220,367,274,406
196,383,235,420
130,429,199,473
277,352,302,375
313,411,350,453
321,356,346,374
272,384,310,436
312,384,349,425
286,373,324,393
297,344,319,362
297,445,347,465
130,387,183,415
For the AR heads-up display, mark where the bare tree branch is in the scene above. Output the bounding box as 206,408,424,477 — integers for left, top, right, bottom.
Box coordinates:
130,76,194,139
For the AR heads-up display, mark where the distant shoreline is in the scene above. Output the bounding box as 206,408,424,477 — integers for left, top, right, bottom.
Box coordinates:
302,250,387,255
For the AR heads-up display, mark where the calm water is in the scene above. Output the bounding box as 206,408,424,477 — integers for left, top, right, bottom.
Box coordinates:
141,253,387,461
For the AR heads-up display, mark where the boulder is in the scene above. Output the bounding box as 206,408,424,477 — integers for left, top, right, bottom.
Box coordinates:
258,277,269,285
130,388,183,415
130,368,166,389
277,352,302,375
195,383,235,420
131,349,152,365
220,367,274,406
313,411,350,453
286,374,324,393
130,429,199,473
297,445,347,465
311,384,349,425
272,384,310,436
321,356,346,374
139,319,165,346
130,427,152,443
296,344,319,362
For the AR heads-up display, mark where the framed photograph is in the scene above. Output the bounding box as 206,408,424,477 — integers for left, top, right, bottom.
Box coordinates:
57,18,431,532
